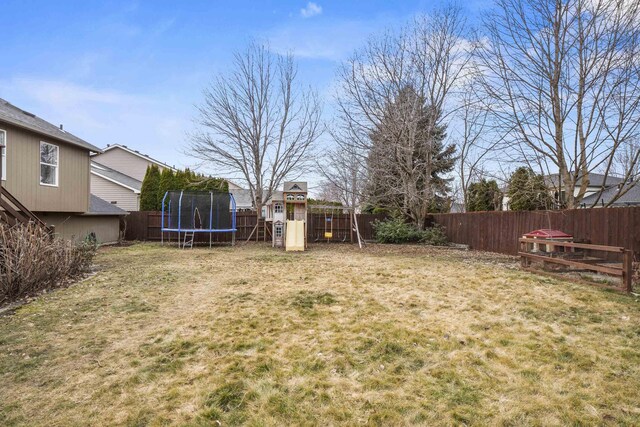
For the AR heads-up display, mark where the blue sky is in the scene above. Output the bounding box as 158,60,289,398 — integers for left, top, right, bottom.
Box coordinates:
1,0,488,183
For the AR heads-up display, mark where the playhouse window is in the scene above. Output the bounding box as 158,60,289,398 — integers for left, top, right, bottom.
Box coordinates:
274,203,283,213
286,194,294,200
275,224,283,237
296,194,305,201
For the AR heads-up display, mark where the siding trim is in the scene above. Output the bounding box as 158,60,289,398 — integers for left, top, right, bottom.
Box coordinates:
91,171,141,193
0,128,6,181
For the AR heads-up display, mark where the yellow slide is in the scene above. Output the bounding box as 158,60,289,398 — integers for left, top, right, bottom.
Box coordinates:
285,220,305,251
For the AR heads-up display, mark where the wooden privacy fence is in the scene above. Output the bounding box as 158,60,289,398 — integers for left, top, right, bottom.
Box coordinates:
124,211,386,243
431,207,640,257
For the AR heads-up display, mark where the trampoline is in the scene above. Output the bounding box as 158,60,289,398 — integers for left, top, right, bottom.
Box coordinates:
161,190,237,247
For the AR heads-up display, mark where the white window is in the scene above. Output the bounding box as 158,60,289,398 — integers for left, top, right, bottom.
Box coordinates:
296,194,305,201
274,202,283,213
0,129,6,181
286,194,294,200
40,142,59,186
275,224,283,238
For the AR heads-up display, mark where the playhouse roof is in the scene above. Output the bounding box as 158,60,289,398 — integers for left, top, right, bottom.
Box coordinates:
523,229,573,239
266,191,284,205
283,182,307,193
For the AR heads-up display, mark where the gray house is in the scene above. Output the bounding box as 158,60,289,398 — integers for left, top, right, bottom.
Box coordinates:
0,97,127,243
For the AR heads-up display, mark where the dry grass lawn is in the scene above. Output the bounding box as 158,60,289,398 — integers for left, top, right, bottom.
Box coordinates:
1,243,640,426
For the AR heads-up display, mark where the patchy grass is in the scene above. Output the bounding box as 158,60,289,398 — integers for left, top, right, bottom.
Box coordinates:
1,243,640,425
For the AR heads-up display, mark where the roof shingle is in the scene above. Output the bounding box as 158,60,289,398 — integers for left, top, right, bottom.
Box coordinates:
0,98,101,152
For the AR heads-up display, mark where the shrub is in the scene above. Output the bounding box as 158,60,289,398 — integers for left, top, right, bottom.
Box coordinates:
420,224,448,246
0,223,97,305
373,217,423,244
373,217,448,245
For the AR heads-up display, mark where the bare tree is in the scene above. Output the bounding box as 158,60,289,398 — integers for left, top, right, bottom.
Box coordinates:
455,82,506,210
317,132,368,210
478,0,640,208
608,138,640,180
189,42,323,214
333,5,472,227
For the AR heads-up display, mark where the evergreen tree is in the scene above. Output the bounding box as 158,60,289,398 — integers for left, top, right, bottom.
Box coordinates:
507,167,553,211
140,165,161,211
158,168,176,208
366,86,457,224
188,173,228,192
467,179,502,212
173,169,190,190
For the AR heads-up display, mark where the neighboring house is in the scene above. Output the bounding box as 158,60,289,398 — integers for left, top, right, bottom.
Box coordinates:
91,143,176,181
0,98,126,243
91,161,142,211
226,181,254,211
91,148,256,212
581,183,640,207
545,173,625,200
229,188,254,211
90,144,176,211
502,173,640,210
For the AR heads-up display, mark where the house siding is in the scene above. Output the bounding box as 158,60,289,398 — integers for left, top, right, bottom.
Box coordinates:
92,147,169,182
91,174,140,211
1,121,90,212
38,212,121,244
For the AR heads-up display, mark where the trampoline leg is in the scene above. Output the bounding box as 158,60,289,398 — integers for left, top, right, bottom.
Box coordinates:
232,231,236,247
178,231,181,249
209,232,212,249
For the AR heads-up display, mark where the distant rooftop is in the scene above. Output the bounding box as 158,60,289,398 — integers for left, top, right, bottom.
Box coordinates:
0,97,101,152
546,172,625,188
95,144,177,171
230,188,254,210
581,182,640,206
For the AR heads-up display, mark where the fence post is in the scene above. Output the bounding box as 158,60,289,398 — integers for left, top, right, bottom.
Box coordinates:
623,249,633,293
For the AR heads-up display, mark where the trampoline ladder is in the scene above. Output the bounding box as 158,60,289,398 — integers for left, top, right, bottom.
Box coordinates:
183,231,195,249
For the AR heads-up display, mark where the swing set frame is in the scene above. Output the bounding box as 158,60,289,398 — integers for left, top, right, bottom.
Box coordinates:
312,204,364,248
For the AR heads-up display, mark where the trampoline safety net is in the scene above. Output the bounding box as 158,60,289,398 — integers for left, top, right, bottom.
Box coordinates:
161,190,236,232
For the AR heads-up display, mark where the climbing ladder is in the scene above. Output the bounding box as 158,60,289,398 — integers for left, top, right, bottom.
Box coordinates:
256,217,266,241
182,231,195,249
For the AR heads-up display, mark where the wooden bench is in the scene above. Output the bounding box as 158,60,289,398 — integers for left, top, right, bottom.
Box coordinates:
519,238,634,293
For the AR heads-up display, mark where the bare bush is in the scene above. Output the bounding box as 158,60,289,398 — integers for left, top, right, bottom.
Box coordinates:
0,223,96,305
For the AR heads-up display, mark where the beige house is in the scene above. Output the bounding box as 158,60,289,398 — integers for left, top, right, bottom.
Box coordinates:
0,98,126,243
90,144,176,211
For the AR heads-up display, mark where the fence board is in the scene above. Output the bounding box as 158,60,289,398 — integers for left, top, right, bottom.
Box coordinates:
124,208,639,256
124,211,386,243
431,207,640,256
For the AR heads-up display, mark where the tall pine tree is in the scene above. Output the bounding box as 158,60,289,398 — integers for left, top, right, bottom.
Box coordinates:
507,167,553,211
366,86,457,226
467,179,502,211
140,165,161,211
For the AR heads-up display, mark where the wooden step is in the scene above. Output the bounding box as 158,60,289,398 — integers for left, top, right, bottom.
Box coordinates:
0,186,52,233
